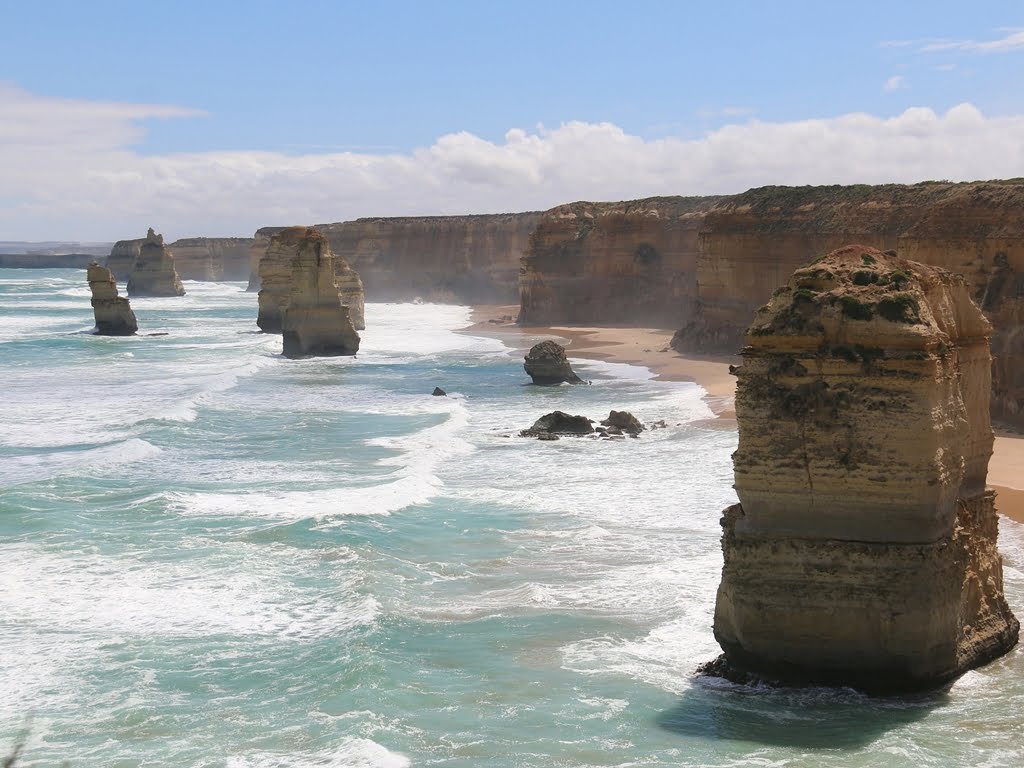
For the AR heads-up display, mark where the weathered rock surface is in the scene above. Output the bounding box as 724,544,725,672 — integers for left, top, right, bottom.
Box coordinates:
247,226,288,292
167,237,253,281
432,387,447,396
126,229,185,297
523,340,583,385
258,227,365,333
87,262,137,335
274,227,360,358
663,181,1024,427
711,245,1018,692
519,197,721,326
315,213,541,303
106,238,145,281
519,411,594,438
600,410,644,435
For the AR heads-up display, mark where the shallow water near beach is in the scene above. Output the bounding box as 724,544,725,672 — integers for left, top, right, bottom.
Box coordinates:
2,268,1024,767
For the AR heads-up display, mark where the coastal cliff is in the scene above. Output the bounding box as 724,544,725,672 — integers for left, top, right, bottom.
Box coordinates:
315,213,541,303
167,237,253,281
106,238,145,281
711,245,1018,692
518,197,721,326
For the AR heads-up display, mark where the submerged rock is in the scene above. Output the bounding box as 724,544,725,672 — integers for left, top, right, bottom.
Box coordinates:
277,227,360,358
87,262,137,336
710,245,1018,693
127,229,185,297
519,411,594,438
523,340,583,385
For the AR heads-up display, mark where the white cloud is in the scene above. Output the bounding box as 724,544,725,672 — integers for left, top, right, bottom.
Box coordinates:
885,28,1024,54
883,75,908,92
2,85,1024,240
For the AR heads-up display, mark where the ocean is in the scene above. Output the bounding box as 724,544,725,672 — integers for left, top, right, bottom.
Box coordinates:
2,269,1024,768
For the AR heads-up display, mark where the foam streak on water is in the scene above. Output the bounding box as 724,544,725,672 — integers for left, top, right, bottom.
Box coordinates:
1,269,1023,767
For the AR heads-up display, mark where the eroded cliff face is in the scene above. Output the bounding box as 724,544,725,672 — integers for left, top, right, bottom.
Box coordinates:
127,229,185,297
257,227,365,335
87,262,137,335
247,226,288,292
315,213,541,303
167,237,254,281
106,238,145,281
712,245,1018,692
277,227,360,358
665,181,1024,426
518,197,721,326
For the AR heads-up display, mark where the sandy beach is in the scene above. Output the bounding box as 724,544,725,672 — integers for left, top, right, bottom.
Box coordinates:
467,304,1024,523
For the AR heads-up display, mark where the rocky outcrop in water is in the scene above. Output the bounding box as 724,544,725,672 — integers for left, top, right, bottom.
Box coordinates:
519,411,595,438
270,227,360,358
126,229,185,297
87,262,137,335
523,340,583,385
257,227,365,333
710,245,1018,693
167,237,253,281
315,213,541,303
600,410,644,435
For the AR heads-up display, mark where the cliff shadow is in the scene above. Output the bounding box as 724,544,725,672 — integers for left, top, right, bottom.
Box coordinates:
656,677,945,750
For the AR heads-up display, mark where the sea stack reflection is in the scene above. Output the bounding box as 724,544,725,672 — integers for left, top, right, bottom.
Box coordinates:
710,245,1018,692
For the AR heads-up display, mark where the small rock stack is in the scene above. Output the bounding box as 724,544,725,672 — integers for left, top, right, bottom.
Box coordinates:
87,262,137,335
523,340,583,385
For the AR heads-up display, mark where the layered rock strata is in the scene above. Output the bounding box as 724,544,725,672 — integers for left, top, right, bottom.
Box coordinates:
269,227,360,358
87,262,137,335
167,237,253,281
315,213,541,303
247,226,289,292
257,227,365,333
523,340,583,385
519,197,722,326
711,245,1018,692
127,229,185,297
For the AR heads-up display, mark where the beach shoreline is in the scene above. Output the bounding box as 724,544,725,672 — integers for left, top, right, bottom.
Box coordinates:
464,304,1024,524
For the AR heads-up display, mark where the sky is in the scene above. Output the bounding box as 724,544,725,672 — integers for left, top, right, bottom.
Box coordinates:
1,0,1023,240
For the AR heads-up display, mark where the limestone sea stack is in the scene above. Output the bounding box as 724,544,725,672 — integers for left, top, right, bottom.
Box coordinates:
127,229,185,297
524,340,583,385
247,226,288,293
87,262,137,335
276,227,360,358
257,228,365,332
710,245,1018,692
105,237,145,281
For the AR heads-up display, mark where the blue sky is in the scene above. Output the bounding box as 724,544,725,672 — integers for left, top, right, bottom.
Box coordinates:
1,0,1023,239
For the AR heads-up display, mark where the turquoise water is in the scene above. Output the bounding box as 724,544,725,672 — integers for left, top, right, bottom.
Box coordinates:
2,269,1024,767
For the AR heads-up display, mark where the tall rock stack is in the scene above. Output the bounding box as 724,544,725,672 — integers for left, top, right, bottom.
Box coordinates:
257,227,365,334
711,245,1018,692
277,227,360,358
87,262,137,335
127,229,185,297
